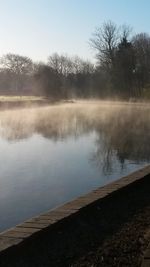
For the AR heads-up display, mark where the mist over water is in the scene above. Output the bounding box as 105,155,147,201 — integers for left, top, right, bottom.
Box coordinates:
0,101,150,232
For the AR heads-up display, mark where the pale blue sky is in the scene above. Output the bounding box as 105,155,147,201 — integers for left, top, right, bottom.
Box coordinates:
0,0,149,62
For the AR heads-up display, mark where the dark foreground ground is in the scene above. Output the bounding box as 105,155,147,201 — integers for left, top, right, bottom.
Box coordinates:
0,174,150,267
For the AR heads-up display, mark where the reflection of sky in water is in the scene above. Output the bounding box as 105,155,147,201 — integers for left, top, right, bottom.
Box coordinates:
0,103,149,232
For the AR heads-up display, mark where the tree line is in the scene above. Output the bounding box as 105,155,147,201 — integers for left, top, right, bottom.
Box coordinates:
0,53,94,99
90,21,150,99
0,21,150,100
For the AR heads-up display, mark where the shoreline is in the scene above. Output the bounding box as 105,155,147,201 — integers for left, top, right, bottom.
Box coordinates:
0,165,149,266
0,97,149,110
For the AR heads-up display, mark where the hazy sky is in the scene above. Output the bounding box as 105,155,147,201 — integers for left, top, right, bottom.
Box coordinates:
0,0,150,62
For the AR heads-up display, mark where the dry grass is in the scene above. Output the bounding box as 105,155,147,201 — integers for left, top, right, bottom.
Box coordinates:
0,95,45,102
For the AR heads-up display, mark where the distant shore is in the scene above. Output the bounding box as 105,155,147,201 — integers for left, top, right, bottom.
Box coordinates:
0,96,149,110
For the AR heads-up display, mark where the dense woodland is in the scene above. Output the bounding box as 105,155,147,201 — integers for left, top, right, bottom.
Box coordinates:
0,21,150,100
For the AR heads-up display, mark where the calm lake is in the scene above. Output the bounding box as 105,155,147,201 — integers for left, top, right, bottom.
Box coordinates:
0,101,150,232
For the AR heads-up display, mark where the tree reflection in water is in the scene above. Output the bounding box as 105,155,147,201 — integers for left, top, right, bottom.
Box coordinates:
0,101,150,172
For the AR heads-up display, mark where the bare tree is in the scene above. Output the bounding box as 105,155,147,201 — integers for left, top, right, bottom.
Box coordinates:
120,24,132,41
90,21,119,68
68,56,94,74
47,53,60,74
0,53,33,93
0,53,33,75
48,53,73,76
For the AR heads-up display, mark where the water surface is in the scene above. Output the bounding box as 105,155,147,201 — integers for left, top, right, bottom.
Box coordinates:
0,101,150,232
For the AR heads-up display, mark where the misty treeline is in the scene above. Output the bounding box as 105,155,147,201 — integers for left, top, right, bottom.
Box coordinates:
0,53,94,99
90,21,150,99
0,20,150,100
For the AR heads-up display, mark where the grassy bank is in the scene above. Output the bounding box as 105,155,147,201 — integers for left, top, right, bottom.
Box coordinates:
0,96,44,102
0,96,52,109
